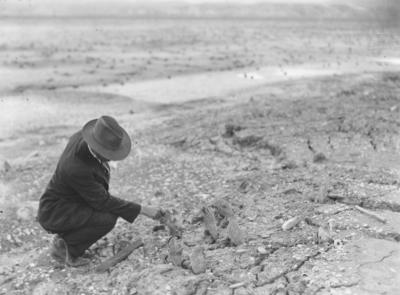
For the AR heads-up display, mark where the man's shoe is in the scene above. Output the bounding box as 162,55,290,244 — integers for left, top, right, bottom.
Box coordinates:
65,255,91,267
50,235,66,263
50,235,90,267
64,244,90,267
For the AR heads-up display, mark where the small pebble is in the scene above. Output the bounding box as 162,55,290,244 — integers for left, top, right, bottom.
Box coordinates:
257,247,267,254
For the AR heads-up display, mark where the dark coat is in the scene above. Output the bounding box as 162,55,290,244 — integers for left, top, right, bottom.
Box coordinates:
37,131,141,233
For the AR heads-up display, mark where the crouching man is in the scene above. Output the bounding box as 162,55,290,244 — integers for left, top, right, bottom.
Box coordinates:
37,115,161,267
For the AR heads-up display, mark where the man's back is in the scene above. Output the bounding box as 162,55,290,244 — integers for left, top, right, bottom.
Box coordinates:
37,131,98,232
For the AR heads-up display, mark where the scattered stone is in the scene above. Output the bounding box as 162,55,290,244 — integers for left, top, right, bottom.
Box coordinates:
223,124,242,138
113,239,131,254
313,152,327,163
26,150,40,160
190,246,206,274
214,138,235,154
181,258,191,270
190,209,204,224
257,247,268,255
168,237,183,267
280,160,298,170
202,207,219,241
3,161,11,173
257,140,284,157
317,223,333,244
236,248,248,254
233,134,263,148
238,180,251,193
213,199,234,218
193,280,209,295
16,206,34,221
314,183,330,204
282,216,303,231
152,225,167,232
227,218,245,246
326,194,347,202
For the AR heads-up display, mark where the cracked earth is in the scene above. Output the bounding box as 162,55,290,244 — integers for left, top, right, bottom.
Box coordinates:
1,71,400,295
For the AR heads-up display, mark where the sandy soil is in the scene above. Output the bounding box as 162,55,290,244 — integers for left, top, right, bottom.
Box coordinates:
1,18,400,295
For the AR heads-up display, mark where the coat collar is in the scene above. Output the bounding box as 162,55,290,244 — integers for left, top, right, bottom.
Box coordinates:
88,144,103,164
75,137,98,165
74,133,110,177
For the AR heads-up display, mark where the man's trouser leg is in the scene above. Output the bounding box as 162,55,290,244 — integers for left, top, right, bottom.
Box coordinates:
59,211,118,258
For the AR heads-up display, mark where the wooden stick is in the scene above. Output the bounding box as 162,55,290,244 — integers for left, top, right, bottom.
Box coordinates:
229,282,246,289
95,238,144,273
355,205,387,224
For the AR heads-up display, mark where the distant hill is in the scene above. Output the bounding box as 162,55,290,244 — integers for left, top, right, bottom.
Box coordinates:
0,0,395,22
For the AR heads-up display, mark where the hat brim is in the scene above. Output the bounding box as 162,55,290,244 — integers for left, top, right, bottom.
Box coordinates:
82,119,131,161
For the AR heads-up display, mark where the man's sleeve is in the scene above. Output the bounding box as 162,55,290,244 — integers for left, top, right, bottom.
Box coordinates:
65,169,141,223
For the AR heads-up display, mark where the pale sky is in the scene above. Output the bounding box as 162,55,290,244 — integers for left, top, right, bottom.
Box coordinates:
0,0,366,16
0,0,337,5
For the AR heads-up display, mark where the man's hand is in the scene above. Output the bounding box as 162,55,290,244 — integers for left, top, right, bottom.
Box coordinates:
140,205,163,220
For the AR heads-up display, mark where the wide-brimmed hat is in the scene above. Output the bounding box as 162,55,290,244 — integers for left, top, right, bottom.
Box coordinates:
82,116,131,161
